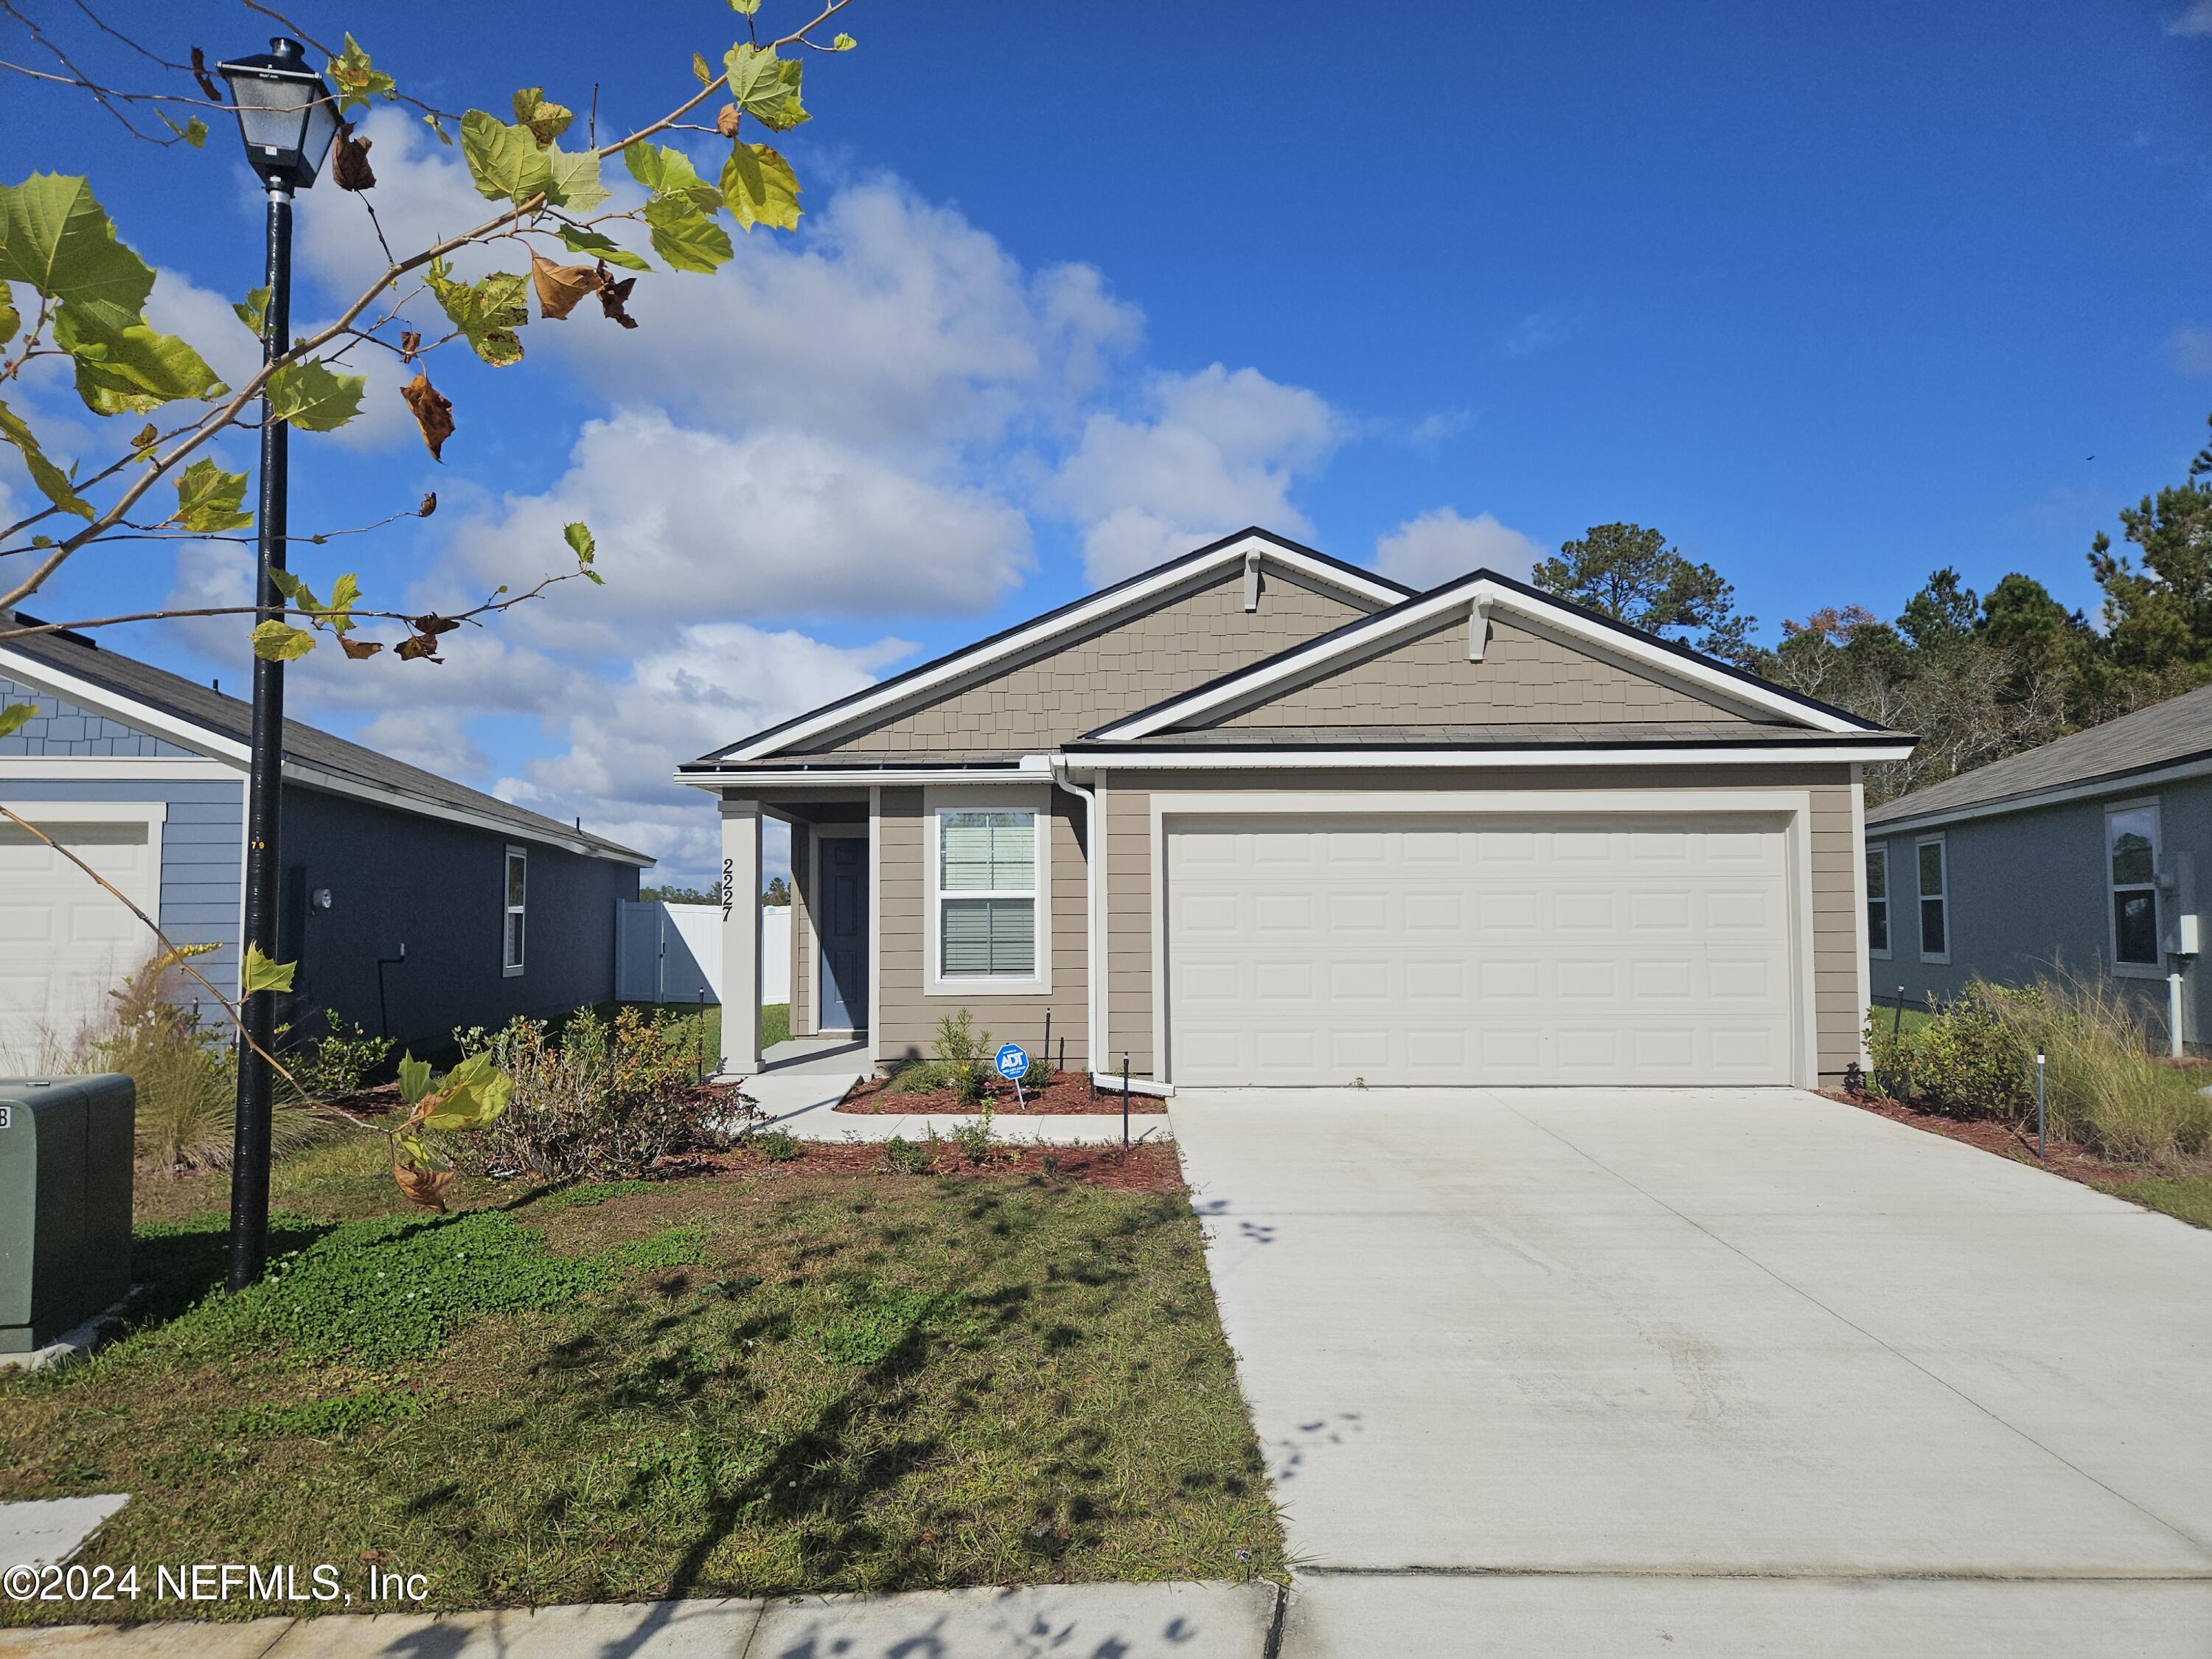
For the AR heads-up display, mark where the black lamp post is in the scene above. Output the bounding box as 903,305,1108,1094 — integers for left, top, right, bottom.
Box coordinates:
214,38,338,1292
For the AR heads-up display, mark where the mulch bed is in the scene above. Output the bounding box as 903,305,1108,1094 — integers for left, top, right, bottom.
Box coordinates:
661,1137,1185,1192
1823,1088,2170,1190
838,1071,1167,1115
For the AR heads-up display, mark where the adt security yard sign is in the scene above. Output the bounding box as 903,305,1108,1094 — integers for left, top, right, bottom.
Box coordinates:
995,1043,1030,1107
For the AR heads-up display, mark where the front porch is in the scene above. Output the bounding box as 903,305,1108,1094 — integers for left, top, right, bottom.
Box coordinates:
716,793,872,1077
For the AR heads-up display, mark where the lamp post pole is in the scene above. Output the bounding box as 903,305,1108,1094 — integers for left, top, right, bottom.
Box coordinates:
226,177,293,1293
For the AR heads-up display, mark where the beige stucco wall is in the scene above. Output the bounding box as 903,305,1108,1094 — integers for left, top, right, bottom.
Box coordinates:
807,571,1368,757
1098,764,1863,1084
874,785,1093,1073
1208,616,1750,728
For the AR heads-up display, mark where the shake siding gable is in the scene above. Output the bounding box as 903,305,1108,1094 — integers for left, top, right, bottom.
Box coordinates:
0,675,202,759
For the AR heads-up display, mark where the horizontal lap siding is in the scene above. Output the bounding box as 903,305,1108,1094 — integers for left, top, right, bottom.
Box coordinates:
1103,764,1861,1086
790,823,814,1036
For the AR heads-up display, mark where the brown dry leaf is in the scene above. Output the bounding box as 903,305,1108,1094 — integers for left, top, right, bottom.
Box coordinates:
395,633,442,663
400,372,454,462
339,637,383,661
408,614,462,638
400,329,422,362
529,252,597,321
595,261,639,330
190,46,220,102
129,422,158,450
715,103,741,139
392,1159,453,1212
418,492,437,518
333,125,376,191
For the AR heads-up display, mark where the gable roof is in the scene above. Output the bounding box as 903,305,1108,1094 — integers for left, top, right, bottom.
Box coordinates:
681,529,1411,772
1085,566,1895,742
1,623,651,865
1866,681,2212,832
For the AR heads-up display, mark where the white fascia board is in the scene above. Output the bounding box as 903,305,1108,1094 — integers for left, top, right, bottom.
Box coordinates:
284,762,654,866
0,645,246,761
1061,742,1913,771
676,762,1053,792
1864,753,2212,838
711,536,1406,765
1091,577,1869,740
0,755,238,781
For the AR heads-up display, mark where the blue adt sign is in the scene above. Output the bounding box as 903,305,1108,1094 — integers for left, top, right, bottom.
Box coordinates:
995,1043,1029,1081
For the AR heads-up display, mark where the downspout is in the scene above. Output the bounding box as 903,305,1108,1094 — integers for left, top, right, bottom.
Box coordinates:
1050,759,1101,1081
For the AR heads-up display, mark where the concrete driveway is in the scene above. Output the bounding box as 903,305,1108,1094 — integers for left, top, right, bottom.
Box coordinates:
1170,1088,2212,1656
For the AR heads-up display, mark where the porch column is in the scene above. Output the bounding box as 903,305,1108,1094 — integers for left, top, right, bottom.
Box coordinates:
720,796,762,1076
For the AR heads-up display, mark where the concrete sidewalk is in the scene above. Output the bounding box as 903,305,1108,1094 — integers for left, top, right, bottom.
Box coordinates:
2,1582,1280,1657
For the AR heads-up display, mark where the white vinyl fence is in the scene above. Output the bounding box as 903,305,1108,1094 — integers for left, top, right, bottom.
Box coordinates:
616,901,790,1006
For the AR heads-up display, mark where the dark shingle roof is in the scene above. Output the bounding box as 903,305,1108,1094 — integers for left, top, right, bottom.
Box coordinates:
1866,682,2212,829
1,625,650,865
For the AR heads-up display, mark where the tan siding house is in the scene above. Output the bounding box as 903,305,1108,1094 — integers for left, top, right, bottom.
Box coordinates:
682,529,1912,1091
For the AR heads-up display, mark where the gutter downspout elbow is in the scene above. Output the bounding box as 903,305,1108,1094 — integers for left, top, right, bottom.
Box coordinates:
1051,759,1100,1079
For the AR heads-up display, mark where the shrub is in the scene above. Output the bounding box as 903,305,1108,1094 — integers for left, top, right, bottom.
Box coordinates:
1865,986,2031,1121
950,1106,996,1165
880,1134,933,1175
933,1009,995,1105
280,1009,392,1102
475,1006,728,1181
755,1127,801,1163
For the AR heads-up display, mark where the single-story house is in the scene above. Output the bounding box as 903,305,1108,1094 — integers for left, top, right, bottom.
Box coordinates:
681,529,1913,1090
0,619,650,1063
1863,681,2212,1049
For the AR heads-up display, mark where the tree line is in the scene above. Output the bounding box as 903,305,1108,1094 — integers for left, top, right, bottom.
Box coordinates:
1530,413,2212,805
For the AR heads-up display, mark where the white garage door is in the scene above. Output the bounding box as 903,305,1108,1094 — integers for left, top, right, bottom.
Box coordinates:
1166,815,1795,1087
0,819,159,1068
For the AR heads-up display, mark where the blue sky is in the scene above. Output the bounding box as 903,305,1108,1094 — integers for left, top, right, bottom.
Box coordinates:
4,0,2211,883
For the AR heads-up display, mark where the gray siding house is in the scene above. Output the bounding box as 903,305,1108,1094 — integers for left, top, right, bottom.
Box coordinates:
0,622,650,1062
1863,683,2212,1049
684,529,1913,1091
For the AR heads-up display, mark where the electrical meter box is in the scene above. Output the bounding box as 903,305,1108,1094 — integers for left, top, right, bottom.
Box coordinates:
0,1075,135,1353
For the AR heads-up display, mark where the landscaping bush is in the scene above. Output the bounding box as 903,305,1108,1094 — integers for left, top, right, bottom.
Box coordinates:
754,1127,801,1163
880,1133,933,1175
279,1009,393,1102
883,1009,996,1102
474,1006,732,1181
1865,985,2032,1121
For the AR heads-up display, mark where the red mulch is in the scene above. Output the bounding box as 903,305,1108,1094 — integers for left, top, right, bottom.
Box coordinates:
838,1071,1166,1116
1821,1088,2166,1190
661,1136,1184,1192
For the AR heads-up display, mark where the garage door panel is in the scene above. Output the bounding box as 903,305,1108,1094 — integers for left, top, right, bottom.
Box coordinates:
0,819,158,1065
1166,815,1794,1088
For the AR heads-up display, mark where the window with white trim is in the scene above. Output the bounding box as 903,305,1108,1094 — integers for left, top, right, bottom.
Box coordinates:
1916,836,1947,962
1866,844,1890,957
503,846,526,975
2105,802,2160,972
938,809,1036,978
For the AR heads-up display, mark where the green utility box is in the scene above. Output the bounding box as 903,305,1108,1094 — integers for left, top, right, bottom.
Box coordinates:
0,1075,135,1354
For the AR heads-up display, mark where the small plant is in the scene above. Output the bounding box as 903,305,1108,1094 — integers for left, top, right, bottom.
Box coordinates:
755,1127,801,1163
951,1105,996,1165
880,1135,932,1175
282,1009,393,1102
933,1009,996,1105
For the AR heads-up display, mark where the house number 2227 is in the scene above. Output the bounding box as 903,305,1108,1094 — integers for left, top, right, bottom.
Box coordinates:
722,859,734,921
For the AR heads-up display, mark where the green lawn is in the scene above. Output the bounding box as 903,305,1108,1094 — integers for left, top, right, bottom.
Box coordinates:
2096,1174,2212,1229
1,1141,1279,1624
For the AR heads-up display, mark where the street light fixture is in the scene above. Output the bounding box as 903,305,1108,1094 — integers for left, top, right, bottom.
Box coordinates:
212,38,338,1293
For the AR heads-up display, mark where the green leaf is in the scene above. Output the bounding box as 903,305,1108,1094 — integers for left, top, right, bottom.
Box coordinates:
251,618,316,661
0,702,36,740
720,143,801,232
53,307,223,414
424,258,528,367
643,195,733,274
723,44,808,133
555,226,650,271
0,398,92,520
544,146,609,213
397,1053,433,1107
241,942,296,995
234,285,270,338
265,358,366,430
0,285,16,348
460,109,554,205
0,174,156,337
563,521,595,564
327,571,362,633
728,0,761,13
423,111,453,146
174,459,252,533
419,1061,513,1131
268,567,324,614
510,88,574,147
328,34,397,115
832,32,857,51
692,52,714,85
156,109,209,148
621,142,720,212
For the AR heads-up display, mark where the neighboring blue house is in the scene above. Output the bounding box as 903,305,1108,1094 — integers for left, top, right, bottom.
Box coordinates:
1863,684,2212,1051
0,619,650,1063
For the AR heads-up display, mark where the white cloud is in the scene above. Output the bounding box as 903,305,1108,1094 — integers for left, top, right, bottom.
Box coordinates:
2168,327,2212,375
1500,306,1573,359
1054,364,1342,582
1374,508,1546,588
354,708,490,778
2170,1,2212,35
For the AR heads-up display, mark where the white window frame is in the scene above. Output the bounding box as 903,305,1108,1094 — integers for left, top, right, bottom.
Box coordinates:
1915,834,1949,966
925,784,1050,997
2104,798,2163,980
503,845,526,977
1866,843,1891,961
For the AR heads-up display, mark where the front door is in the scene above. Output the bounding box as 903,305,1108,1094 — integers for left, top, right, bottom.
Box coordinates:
819,835,869,1032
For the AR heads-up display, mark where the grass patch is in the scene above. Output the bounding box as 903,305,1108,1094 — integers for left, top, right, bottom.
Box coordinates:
2,1150,1279,1623
2098,1174,2212,1229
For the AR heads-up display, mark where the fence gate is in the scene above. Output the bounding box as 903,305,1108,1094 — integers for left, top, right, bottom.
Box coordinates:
615,901,718,1004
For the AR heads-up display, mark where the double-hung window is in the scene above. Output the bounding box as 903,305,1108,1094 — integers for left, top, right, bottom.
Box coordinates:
1866,845,1891,957
503,846,526,976
937,808,1037,981
2106,802,2161,973
1916,836,1947,963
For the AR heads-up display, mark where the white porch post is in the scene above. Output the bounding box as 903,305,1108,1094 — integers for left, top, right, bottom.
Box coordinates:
720,796,762,1076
